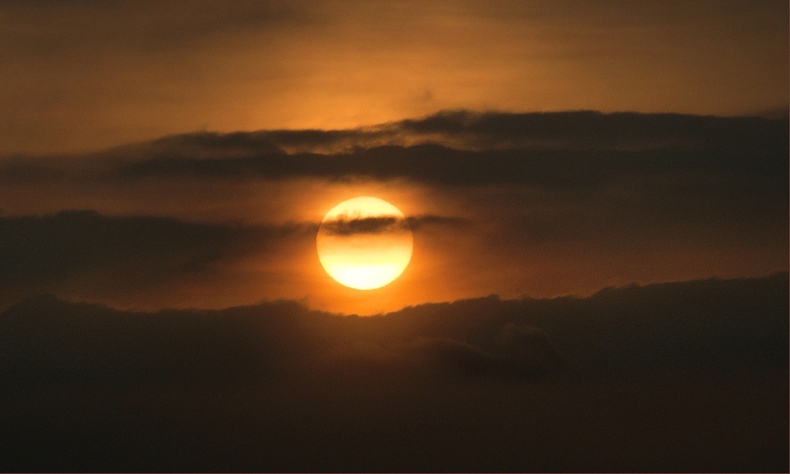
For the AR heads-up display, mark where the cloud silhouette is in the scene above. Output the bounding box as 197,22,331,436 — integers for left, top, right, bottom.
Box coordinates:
0,211,306,306
317,214,468,236
0,209,472,310
0,109,785,314
0,110,785,330
2,273,784,387
0,210,467,282
0,210,232,284
4,111,785,187
396,110,789,152
1,112,784,256
319,215,410,236
3,114,784,268
491,323,564,375
0,273,786,472
104,138,785,189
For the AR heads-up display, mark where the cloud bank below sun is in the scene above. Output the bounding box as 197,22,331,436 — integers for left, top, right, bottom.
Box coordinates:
1,273,787,471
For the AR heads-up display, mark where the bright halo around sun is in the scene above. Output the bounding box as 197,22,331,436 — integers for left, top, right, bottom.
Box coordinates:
316,196,413,290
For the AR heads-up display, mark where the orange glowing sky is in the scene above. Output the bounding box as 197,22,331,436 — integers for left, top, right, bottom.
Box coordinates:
1,0,787,155
1,7,788,474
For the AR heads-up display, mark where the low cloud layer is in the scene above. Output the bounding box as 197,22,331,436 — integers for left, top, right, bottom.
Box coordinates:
2,273,786,385
1,274,786,471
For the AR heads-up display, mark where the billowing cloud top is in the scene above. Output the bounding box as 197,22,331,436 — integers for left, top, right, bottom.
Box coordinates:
0,274,786,471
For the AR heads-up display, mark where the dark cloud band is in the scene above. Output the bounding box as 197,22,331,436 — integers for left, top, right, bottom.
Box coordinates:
4,111,785,189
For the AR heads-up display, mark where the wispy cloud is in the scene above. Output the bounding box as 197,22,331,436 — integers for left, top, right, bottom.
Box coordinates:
319,215,410,236
5,111,786,187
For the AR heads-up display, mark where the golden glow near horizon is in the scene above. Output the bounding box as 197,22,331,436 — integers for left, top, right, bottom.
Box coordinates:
316,197,413,290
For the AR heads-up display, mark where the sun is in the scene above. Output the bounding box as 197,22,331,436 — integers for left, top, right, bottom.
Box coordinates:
316,196,413,290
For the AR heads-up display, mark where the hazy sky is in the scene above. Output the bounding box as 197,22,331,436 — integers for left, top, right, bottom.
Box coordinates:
1,0,787,154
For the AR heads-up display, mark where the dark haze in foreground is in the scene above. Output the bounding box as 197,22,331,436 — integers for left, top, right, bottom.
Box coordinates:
1,273,787,472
